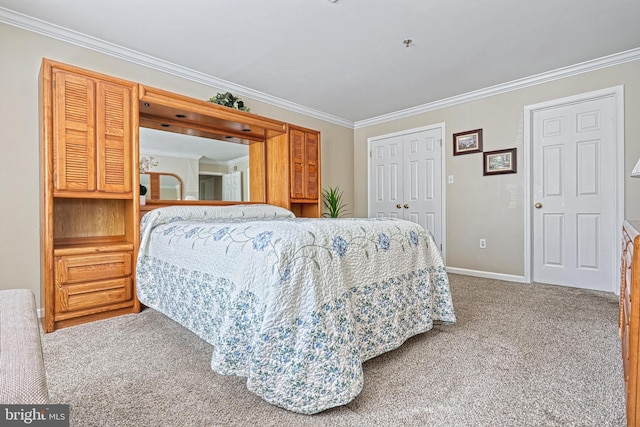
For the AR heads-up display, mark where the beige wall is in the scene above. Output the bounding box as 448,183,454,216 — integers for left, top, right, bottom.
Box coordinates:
2,21,638,306
0,23,354,306
354,60,640,278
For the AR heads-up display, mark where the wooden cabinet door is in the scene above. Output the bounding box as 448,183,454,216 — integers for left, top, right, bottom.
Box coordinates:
290,128,305,199
96,81,132,193
304,131,319,199
289,127,319,200
53,70,97,192
52,70,132,194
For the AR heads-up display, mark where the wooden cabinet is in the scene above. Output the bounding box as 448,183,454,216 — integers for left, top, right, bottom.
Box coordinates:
39,59,320,331
52,68,133,195
622,220,640,426
266,125,322,217
40,59,140,332
289,127,319,201
54,247,133,315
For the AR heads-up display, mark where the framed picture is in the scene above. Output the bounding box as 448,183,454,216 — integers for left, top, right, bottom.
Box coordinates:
483,148,517,176
453,129,483,155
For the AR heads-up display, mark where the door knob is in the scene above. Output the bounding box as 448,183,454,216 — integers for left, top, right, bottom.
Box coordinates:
396,204,402,209
404,204,409,209
535,202,543,209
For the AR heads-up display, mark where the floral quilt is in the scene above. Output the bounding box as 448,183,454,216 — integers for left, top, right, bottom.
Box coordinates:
136,204,455,414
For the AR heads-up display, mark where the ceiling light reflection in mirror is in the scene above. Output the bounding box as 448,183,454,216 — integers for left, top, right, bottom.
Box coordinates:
139,127,250,202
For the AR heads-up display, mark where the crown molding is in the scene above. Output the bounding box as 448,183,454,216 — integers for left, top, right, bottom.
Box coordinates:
355,47,640,128
199,155,249,167
2,7,639,131
140,148,202,160
0,7,353,128
228,155,249,167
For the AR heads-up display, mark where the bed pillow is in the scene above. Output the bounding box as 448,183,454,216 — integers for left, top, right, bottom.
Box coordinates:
211,204,296,220
139,204,296,247
141,203,294,229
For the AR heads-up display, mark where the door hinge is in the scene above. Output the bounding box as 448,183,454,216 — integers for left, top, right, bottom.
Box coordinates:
440,243,442,251
369,150,372,158
438,139,442,146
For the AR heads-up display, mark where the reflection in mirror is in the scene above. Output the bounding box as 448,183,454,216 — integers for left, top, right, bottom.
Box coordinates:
140,172,183,200
139,127,250,201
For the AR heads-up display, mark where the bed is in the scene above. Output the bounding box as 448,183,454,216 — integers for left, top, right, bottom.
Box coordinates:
136,204,455,414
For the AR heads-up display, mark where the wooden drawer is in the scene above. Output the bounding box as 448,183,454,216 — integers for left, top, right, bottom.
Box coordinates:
623,303,631,383
622,221,640,427
55,252,132,285
55,277,132,314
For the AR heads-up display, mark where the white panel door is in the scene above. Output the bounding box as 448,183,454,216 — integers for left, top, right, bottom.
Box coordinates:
222,171,242,201
403,129,442,245
369,127,443,249
370,136,403,219
532,96,616,291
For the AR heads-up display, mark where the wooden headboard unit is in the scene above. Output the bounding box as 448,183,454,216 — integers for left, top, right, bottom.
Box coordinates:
137,84,287,208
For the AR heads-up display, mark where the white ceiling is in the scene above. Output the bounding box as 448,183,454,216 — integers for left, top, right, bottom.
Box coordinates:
1,0,640,125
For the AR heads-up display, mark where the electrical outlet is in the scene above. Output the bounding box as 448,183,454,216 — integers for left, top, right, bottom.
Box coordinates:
479,239,486,249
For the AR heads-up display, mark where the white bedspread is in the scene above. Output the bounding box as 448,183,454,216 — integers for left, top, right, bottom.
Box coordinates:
136,205,455,414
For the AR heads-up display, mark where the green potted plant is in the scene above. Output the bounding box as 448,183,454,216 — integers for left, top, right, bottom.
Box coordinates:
208,92,251,112
322,186,349,218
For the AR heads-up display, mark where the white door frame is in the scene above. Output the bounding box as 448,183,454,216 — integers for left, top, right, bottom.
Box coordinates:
367,122,447,262
523,86,624,290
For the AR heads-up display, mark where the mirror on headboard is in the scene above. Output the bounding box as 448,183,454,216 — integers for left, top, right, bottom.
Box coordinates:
139,127,250,201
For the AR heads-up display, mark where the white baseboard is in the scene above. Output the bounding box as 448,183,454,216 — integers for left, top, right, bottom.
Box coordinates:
37,308,44,319
446,267,528,283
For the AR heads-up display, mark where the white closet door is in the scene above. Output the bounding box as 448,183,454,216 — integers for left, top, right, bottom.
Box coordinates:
402,128,442,245
370,136,404,219
369,126,443,249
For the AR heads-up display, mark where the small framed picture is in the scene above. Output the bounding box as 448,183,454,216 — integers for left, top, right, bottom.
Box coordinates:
453,129,483,156
483,148,517,176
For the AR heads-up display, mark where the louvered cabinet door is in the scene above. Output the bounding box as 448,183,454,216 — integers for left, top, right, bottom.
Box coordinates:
304,131,319,199
53,70,97,192
52,70,133,195
96,81,132,193
289,127,320,201
290,128,305,199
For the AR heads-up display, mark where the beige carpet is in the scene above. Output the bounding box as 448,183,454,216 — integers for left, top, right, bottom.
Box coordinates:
41,274,625,426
